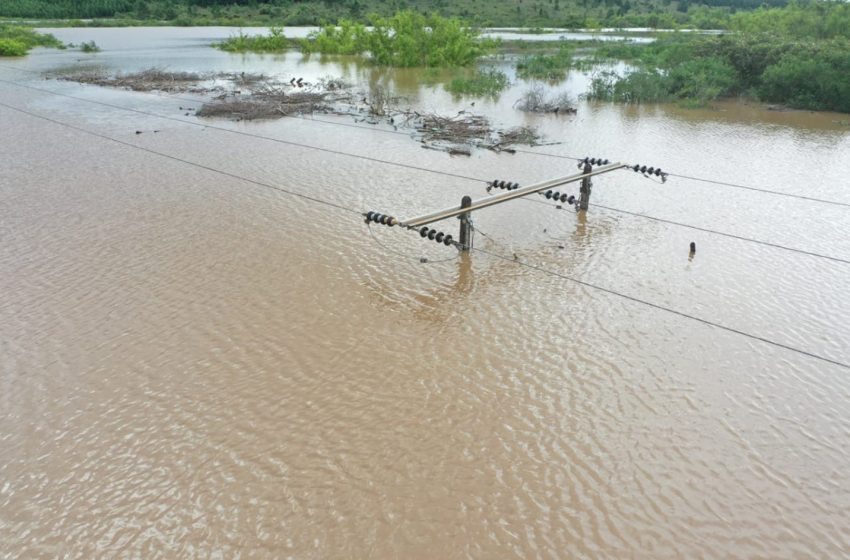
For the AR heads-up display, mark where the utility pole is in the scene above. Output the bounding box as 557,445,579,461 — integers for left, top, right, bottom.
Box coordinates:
579,161,592,211
458,195,473,252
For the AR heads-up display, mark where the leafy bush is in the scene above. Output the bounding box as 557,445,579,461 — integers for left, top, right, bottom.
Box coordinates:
446,68,509,96
0,38,27,56
0,24,63,55
302,10,492,67
215,27,289,53
759,47,850,112
303,19,366,55
587,57,735,105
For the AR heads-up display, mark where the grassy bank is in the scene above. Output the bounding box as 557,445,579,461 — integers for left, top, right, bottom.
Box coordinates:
0,23,62,55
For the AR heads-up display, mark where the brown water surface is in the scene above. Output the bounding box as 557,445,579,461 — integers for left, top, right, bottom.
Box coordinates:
1,27,850,559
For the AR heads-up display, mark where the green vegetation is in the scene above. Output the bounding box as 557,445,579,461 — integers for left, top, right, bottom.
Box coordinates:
446,68,510,96
0,24,63,56
0,38,28,56
215,27,290,52
0,0,788,29
587,5,850,113
516,44,573,80
80,40,101,52
730,1,850,39
303,11,493,67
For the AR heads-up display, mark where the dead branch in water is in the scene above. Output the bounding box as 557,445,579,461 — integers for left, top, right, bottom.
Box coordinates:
515,85,577,114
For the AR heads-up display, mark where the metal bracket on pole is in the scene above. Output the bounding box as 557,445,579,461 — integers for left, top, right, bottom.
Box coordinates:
399,162,625,229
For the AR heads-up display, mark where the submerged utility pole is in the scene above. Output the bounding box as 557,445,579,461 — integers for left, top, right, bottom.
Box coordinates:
579,161,592,211
458,196,473,252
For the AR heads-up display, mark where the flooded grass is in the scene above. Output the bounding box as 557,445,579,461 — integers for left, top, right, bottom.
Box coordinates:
446,68,510,97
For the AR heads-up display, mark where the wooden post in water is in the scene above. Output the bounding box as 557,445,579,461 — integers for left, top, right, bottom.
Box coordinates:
579,161,593,211
458,195,473,251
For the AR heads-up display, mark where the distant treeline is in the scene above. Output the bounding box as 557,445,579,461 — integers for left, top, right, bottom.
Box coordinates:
0,0,790,27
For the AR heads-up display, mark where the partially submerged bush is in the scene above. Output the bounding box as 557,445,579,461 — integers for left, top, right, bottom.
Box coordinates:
515,84,576,113
80,40,100,53
446,68,509,97
586,32,850,112
0,38,27,56
302,10,493,67
216,27,289,53
0,25,63,55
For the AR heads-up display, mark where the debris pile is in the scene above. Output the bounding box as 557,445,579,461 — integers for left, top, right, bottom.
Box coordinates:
197,87,334,121
58,67,547,152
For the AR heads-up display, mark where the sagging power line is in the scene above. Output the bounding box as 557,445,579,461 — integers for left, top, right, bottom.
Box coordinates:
2,100,847,372
1,69,849,209
1,75,849,267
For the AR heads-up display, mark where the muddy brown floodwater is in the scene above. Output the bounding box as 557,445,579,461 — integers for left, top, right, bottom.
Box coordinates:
2,27,850,559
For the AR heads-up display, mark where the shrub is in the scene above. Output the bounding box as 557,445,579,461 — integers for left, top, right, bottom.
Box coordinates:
80,40,100,52
0,38,27,56
215,27,289,53
759,48,850,112
302,10,492,67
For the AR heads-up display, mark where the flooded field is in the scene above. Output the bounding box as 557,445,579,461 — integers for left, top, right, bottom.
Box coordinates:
2,27,850,558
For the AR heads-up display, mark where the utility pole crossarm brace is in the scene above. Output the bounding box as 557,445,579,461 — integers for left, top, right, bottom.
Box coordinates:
399,162,627,229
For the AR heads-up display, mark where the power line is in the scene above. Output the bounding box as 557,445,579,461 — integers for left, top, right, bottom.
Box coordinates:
4,66,850,209
0,77,483,183
471,245,850,370
511,148,850,209
519,196,850,266
4,99,847,371
0,100,363,217
2,74,849,266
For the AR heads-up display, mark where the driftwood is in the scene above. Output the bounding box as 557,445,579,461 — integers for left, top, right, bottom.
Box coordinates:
515,85,577,114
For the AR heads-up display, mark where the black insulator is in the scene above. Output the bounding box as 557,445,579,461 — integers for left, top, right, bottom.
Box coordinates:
498,180,507,189
435,232,445,243
375,213,385,223
380,215,390,225
655,168,662,176
443,235,453,246
591,157,598,164
428,229,437,240
366,211,375,222
632,164,640,172
647,167,655,175
553,191,560,200
603,159,610,164
420,227,429,238
545,190,553,199
511,182,520,190
560,194,569,203
567,195,576,204
491,179,499,187
640,165,647,173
